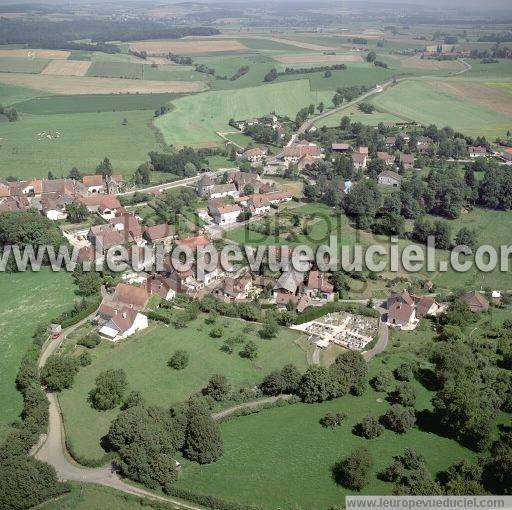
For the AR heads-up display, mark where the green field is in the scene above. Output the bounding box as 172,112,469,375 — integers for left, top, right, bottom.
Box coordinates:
0,270,76,443
319,103,409,128
155,79,335,146
173,323,481,509
14,93,179,115
0,109,161,179
87,61,143,79
142,65,206,82
0,82,52,106
371,79,512,137
0,57,50,74
59,317,311,461
41,483,166,510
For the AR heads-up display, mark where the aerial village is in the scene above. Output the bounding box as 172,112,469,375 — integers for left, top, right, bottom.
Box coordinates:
0,114,505,350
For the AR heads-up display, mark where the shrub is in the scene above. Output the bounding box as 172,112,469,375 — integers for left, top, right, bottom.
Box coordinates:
203,374,231,401
356,416,384,439
168,350,189,370
88,369,127,410
320,412,347,429
184,413,224,464
77,333,101,349
240,341,258,359
333,447,374,490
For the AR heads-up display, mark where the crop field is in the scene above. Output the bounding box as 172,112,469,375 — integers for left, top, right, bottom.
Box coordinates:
387,55,465,72
129,39,248,55
273,53,364,64
174,323,479,509
0,57,50,74
0,270,75,444
0,72,207,94
41,59,92,76
155,79,335,146
453,58,512,80
87,61,143,79
59,317,311,461
14,93,178,115
0,110,161,179
0,48,70,59
202,34,337,51
371,79,512,138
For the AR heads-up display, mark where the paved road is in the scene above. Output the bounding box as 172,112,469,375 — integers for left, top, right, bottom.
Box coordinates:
118,168,232,197
363,318,389,362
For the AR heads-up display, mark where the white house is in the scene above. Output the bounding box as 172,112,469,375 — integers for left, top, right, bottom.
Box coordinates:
209,203,241,225
99,307,148,342
82,175,105,194
378,170,402,187
210,184,238,200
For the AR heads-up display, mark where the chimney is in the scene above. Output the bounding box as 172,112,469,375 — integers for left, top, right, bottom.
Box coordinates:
122,312,127,319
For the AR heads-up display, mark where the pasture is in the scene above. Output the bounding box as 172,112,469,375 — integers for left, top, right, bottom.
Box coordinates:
0,110,161,179
0,82,52,106
0,57,50,74
58,317,311,461
0,73,207,94
371,79,512,138
154,79,335,146
87,61,143,80
0,270,75,444
14,93,178,115
174,323,479,509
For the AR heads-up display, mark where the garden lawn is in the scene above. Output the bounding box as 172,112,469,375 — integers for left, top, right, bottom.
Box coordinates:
155,79,335,146
0,270,75,443
0,109,161,179
59,317,311,462
371,79,512,138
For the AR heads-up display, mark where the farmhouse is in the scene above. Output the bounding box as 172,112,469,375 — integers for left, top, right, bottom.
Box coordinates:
283,141,322,165
469,146,487,158
210,183,238,199
97,283,150,342
387,301,417,330
331,143,351,153
79,195,121,216
243,147,267,163
303,271,335,301
209,203,241,225
176,235,211,251
459,291,489,313
398,153,414,169
143,223,175,245
377,152,396,166
378,170,402,187
215,273,253,300
352,153,367,169
82,175,104,194
146,274,177,301
197,174,216,197
413,295,441,318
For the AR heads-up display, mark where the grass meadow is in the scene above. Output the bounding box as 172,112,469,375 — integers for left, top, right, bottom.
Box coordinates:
172,320,488,509
154,79,335,146
0,270,75,443
87,61,144,80
14,93,179,115
59,317,311,462
371,79,512,138
0,109,161,179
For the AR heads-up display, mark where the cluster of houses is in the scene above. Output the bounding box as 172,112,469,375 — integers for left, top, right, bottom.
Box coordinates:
196,170,293,225
234,113,287,142
0,174,124,220
385,289,492,330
